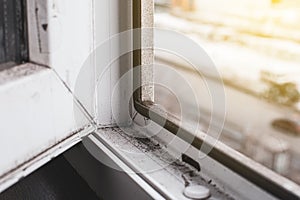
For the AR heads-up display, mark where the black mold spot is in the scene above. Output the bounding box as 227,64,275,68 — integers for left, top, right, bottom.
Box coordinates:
42,24,48,31
135,137,161,152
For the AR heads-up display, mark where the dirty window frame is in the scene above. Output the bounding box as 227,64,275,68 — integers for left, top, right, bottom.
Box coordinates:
132,1,300,199
0,0,95,193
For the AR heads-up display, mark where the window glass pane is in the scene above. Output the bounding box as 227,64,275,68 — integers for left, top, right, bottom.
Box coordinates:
154,0,300,184
0,0,28,70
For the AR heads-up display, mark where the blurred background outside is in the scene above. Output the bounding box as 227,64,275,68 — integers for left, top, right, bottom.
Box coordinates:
154,0,300,185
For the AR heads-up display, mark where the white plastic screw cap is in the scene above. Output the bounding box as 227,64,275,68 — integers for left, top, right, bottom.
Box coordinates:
183,185,210,199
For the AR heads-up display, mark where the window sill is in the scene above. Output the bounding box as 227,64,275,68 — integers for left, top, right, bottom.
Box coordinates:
0,63,94,192
82,125,283,200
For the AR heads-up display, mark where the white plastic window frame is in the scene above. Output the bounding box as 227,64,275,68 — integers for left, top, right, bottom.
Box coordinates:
0,0,96,192
132,1,300,200
1,0,299,199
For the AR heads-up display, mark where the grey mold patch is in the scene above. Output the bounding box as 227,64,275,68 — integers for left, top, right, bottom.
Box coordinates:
0,63,46,85
34,0,49,53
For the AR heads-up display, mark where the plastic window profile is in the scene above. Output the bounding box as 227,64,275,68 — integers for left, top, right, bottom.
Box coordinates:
132,1,300,200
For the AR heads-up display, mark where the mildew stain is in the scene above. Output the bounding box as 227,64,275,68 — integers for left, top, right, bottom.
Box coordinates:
0,63,45,85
